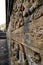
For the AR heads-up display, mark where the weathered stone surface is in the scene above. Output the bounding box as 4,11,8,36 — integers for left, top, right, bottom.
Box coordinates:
7,0,43,65
29,16,43,49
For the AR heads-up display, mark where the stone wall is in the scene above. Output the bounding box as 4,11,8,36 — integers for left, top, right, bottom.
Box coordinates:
7,0,43,65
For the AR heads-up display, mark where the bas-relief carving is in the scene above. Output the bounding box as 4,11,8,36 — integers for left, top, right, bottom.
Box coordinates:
7,0,43,65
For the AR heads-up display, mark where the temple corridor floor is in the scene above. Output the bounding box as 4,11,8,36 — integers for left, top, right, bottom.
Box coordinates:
0,39,9,65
